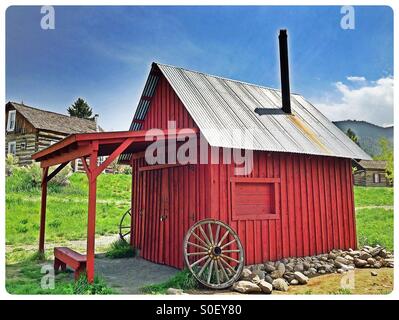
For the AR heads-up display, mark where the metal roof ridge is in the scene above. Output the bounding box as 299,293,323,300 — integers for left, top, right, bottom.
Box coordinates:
154,62,302,95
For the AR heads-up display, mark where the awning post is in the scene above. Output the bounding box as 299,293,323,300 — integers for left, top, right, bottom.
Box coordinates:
39,167,49,253
86,145,98,283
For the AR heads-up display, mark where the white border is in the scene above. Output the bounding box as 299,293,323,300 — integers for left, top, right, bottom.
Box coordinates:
1,0,397,301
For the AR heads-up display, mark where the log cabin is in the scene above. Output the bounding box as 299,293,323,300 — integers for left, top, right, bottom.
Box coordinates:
5,101,99,167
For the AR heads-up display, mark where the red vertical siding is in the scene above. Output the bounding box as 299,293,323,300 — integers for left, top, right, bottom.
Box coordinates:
209,152,357,263
131,74,358,269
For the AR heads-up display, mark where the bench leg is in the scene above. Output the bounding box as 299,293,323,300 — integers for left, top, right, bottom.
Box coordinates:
54,258,61,272
74,264,86,281
54,258,67,273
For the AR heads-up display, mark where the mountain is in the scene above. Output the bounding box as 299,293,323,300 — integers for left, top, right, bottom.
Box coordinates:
333,120,393,157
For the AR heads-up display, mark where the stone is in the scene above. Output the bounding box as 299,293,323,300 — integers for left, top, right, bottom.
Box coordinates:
264,263,276,273
359,252,372,260
294,263,304,272
294,271,309,284
325,264,334,273
337,269,344,274
232,281,262,294
290,279,299,285
285,264,294,272
271,263,285,279
374,262,382,269
344,255,354,262
257,280,273,294
309,267,317,275
371,271,378,276
354,258,367,268
335,256,350,265
348,250,361,257
240,268,252,280
303,262,310,271
250,275,261,284
277,262,286,275
283,272,295,282
328,252,337,260
254,264,265,271
166,288,185,295
252,270,265,280
370,247,382,257
367,258,376,265
265,275,273,284
379,249,387,258
280,258,289,264
272,278,289,292
319,269,326,275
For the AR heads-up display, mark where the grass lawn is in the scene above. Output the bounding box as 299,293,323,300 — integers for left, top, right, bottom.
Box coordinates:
354,186,393,207
6,173,131,246
356,208,394,251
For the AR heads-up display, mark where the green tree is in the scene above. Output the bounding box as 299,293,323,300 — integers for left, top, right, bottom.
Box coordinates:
67,98,93,119
374,137,393,184
346,128,359,145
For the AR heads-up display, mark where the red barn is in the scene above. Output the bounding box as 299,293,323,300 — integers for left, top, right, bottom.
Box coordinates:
120,55,370,275
33,30,371,286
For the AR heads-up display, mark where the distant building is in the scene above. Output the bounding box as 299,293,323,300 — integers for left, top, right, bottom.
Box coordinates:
353,160,391,187
5,101,99,168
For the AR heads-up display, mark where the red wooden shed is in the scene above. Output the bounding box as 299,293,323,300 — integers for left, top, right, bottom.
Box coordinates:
32,30,371,285
119,60,370,273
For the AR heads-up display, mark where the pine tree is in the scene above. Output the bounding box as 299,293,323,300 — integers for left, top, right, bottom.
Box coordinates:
67,98,93,119
346,128,359,146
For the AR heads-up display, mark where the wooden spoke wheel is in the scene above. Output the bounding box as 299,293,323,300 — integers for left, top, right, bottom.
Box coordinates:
118,208,131,242
183,219,244,289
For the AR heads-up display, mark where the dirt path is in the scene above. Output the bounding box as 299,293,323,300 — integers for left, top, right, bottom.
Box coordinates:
6,234,119,255
356,205,393,210
95,256,179,294
7,195,130,205
187,268,394,295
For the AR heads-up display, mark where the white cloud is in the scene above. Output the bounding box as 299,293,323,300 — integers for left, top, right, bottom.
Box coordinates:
314,76,393,126
346,76,366,82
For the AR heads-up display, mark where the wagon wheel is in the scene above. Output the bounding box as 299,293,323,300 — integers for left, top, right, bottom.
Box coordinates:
118,208,131,242
183,219,244,289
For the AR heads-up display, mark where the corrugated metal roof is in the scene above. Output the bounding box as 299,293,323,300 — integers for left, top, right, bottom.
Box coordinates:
124,62,371,161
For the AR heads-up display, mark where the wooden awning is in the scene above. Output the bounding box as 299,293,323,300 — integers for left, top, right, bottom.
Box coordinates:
32,128,198,283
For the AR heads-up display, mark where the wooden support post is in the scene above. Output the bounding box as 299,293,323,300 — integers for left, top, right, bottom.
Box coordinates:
86,145,98,283
39,167,49,253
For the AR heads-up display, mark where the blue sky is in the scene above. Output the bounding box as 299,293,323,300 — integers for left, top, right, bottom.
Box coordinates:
6,6,393,130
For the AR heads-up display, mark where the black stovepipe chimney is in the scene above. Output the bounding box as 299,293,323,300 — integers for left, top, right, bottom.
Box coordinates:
278,29,291,114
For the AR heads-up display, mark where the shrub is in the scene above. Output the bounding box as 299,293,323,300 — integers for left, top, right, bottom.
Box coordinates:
6,162,72,193
6,154,19,176
105,239,137,259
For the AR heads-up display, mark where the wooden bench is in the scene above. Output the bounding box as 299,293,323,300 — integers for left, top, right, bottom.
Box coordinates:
54,247,87,280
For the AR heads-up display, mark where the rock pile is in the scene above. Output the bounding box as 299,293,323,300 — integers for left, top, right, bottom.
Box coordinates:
232,245,393,294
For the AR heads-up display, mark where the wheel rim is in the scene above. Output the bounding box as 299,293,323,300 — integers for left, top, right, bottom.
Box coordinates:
183,219,244,289
119,208,131,242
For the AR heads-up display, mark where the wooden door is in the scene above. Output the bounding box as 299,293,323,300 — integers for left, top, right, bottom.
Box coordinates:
140,168,170,265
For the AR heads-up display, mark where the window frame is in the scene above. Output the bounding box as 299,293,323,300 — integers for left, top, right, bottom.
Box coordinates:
7,110,16,132
373,173,380,183
8,141,17,155
230,177,281,221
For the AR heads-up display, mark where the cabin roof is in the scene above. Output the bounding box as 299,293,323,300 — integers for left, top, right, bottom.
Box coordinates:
356,160,387,170
7,101,100,134
125,62,371,161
